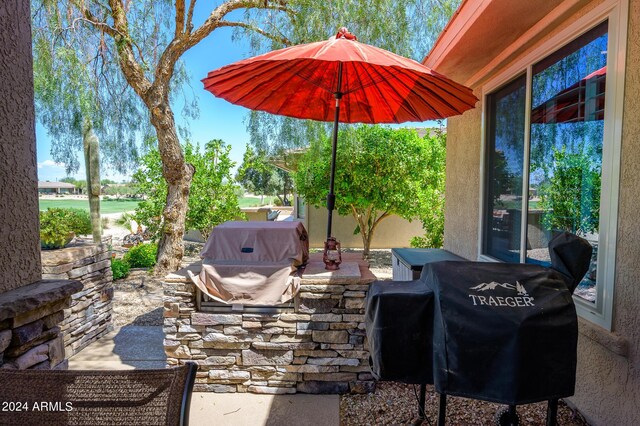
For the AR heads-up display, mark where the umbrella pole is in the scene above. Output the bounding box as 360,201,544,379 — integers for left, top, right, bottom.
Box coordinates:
327,64,343,240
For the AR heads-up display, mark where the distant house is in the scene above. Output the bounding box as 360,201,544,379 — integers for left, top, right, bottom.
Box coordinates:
37,181,79,195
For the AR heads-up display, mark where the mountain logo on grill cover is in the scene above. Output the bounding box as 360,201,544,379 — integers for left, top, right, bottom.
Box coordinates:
470,281,528,296
468,281,534,307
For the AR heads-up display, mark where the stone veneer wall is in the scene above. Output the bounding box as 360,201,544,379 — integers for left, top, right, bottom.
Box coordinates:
41,241,114,357
163,259,376,394
0,280,82,370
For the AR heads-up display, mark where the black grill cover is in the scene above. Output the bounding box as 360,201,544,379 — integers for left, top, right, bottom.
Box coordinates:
365,233,592,405
366,279,435,384
366,250,464,384
548,231,594,293
425,261,578,405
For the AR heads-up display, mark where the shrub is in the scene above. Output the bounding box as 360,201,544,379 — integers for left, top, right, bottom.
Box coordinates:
123,243,157,268
39,208,92,249
65,208,92,235
116,212,136,233
40,209,74,249
111,258,130,280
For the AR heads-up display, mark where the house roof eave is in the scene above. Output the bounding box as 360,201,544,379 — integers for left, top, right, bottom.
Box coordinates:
423,0,586,87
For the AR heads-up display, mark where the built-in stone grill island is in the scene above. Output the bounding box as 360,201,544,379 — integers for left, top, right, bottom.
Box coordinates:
163,253,377,394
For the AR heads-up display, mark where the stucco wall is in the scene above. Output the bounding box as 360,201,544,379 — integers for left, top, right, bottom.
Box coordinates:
441,1,640,424
0,1,42,293
569,0,640,424
304,206,425,249
442,106,482,260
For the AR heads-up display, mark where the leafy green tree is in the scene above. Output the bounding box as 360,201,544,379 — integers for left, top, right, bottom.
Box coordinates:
60,177,87,193
236,145,277,198
133,139,243,242
295,126,445,256
32,4,155,175
539,147,601,236
236,145,293,205
34,0,458,274
102,183,141,199
410,128,446,248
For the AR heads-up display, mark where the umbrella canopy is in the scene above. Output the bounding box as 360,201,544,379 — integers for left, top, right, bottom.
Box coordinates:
202,28,477,250
203,29,477,123
531,66,606,124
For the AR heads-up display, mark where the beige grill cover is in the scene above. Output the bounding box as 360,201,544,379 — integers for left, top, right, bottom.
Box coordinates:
189,221,309,305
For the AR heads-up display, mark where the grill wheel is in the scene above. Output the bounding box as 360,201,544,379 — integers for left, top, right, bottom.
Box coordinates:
494,405,520,426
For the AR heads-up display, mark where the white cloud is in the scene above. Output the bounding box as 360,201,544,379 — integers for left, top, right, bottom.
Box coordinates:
37,159,65,169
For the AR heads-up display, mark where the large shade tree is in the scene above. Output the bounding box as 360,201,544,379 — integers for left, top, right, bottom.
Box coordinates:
34,0,459,274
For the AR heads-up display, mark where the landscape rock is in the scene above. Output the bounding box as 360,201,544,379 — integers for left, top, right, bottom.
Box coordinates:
242,349,293,366
312,330,348,344
192,313,242,326
0,330,11,353
11,319,44,346
297,381,349,394
10,343,50,369
247,385,296,394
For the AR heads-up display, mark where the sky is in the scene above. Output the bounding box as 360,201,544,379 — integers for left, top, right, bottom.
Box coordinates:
35,6,438,183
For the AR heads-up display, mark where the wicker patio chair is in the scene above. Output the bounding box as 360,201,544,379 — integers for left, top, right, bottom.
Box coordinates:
0,362,197,426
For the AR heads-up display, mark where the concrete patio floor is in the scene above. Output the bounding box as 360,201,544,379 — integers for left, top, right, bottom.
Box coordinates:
68,325,339,426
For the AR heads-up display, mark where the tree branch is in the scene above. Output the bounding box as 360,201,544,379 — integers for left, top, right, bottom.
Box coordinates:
186,0,197,34
75,4,149,66
68,3,119,38
156,1,292,92
175,0,186,37
371,211,391,235
184,0,293,54
105,0,152,99
351,205,366,235
218,20,291,46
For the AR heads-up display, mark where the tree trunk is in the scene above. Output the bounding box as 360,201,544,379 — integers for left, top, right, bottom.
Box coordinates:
360,229,372,258
82,119,101,243
352,206,390,259
148,93,194,276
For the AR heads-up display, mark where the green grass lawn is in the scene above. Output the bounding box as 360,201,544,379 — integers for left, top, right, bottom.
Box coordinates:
39,199,140,214
237,196,275,207
40,196,274,214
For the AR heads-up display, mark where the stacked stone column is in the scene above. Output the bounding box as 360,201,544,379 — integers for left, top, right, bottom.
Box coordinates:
41,241,114,357
0,281,82,369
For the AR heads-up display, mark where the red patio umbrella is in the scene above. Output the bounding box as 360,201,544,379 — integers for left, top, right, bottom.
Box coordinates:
202,28,477,259
531,66,606,124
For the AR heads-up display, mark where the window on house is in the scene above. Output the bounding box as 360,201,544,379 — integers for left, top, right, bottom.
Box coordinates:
527,22,607,303
484,76,526,263
483,21,611,313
